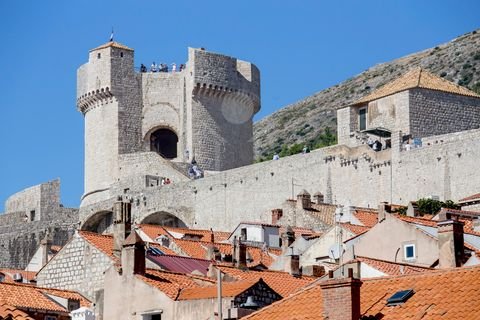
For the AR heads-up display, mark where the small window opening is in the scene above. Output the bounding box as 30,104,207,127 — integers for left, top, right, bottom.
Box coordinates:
404,244,415,260
386,289,414,306
97,53,101,59
241,228,247,240
30,210,36,222
120,52,124,57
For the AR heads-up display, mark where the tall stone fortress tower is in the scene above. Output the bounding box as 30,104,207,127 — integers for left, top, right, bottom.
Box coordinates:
76,41,260,207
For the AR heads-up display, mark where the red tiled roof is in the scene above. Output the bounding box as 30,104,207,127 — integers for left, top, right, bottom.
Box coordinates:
354,68,480,105
0,269,36,283
0,303,34,320
90,41,133,52
137,269,215,300
459,192,480,203
38,287,90,308
339,222,371,236
397,214,480,237
217,265,316,298
244,266,480,319
178,280,259,300
78,231,116,259
173,239,280,267
354,256,433,276
0,282,87,314
147,254,211,275
353,208,378,227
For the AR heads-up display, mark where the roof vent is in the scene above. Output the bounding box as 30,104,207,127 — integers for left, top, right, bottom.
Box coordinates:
387,289,414,306
13,273,23,282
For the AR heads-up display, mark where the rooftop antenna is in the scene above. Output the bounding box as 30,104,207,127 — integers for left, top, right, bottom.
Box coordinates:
109,27,114,42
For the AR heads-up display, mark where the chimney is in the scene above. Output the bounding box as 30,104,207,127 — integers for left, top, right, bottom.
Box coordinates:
271,209,283,224
437,215,465,268
121,230,145,276
113,200,132,258
302,265,325,277
378,201,388,222
281,226,295,255
313,192,324,205
234,237,247,269
40,232,52,267
320,268,362,320
209,229,215,243
407,201,419,217
284,250,300,276
296,190,311,210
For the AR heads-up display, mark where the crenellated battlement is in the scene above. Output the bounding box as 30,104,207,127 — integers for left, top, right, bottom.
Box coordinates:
193,82,260,112
76,87,114,114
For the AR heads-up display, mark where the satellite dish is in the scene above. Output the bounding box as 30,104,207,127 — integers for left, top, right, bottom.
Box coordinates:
328,244,342,260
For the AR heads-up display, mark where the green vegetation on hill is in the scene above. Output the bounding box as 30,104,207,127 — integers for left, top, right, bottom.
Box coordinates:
253,29,480,160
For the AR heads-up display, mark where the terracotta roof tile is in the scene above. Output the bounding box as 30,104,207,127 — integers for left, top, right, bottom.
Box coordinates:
217,266,316,298
354,256,433,276
0,282,80,313
308,203,337,226
353,208,379,227
244,266,480,319
355,68,480,105
137,269,215,300
90,41,133,52
339,222,371,236
397,214,480,236
78,231,116,259
0,303,34,320
147,254,211,275
459,192,480,203
172,239,280,267
178,280,259,300
38,287,91,308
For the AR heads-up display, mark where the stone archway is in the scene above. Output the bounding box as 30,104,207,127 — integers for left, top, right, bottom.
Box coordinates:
149,128,178,159
81,210,113,234
141,211,187,228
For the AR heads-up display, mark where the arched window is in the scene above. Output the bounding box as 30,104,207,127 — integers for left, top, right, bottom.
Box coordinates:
150,128,178,159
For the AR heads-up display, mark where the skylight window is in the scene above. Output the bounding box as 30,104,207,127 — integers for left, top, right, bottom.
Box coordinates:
387,289,414,306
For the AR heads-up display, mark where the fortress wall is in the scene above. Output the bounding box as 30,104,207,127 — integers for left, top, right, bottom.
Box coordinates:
409,89,480,138
392,128,480,203
366,91,410,132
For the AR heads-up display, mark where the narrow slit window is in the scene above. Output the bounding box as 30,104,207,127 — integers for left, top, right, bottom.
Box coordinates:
359,107,367,131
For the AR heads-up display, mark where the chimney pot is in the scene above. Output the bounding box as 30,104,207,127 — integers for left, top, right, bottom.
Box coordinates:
313,192,324,205
271,209,283,224
296,190,311,210
437,218,465,268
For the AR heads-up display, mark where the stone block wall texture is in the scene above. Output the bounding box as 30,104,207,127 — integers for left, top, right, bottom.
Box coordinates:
0,180,79,268
409,89,480,138
36,233,113,300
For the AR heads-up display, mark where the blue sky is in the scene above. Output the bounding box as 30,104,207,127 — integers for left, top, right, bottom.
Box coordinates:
0,0,478,211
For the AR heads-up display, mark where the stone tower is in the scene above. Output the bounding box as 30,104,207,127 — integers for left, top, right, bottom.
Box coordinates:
77,41,260,207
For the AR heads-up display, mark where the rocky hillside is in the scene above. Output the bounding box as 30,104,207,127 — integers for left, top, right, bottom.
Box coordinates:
253,29,480,160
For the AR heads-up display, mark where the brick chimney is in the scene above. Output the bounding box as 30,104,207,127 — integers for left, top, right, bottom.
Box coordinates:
284,251,300,276
296,190,311,210
113,200,132,258
437,216,465,268
320,268,362,320
121,230,145,276
271,209,283,224
302,265,325,277
313,192,324,205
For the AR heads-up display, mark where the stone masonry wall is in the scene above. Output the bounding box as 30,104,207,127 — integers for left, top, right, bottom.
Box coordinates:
409,89,480,138
36,233,114,300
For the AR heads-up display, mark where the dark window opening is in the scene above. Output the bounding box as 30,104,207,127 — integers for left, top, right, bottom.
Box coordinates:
151,315,161,320
359,108,367,131
120,52,124,57
30,210,36,222
97,53,101,59
150,129,178,159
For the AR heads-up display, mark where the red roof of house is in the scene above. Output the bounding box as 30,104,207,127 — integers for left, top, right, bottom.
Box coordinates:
217,265,316,298
244,266,480,319
139,224,230,242
353,208,379,227
0,303,34,320
353,256,433,276
0,269,37,283
459,192,480,203
178,280,260,300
